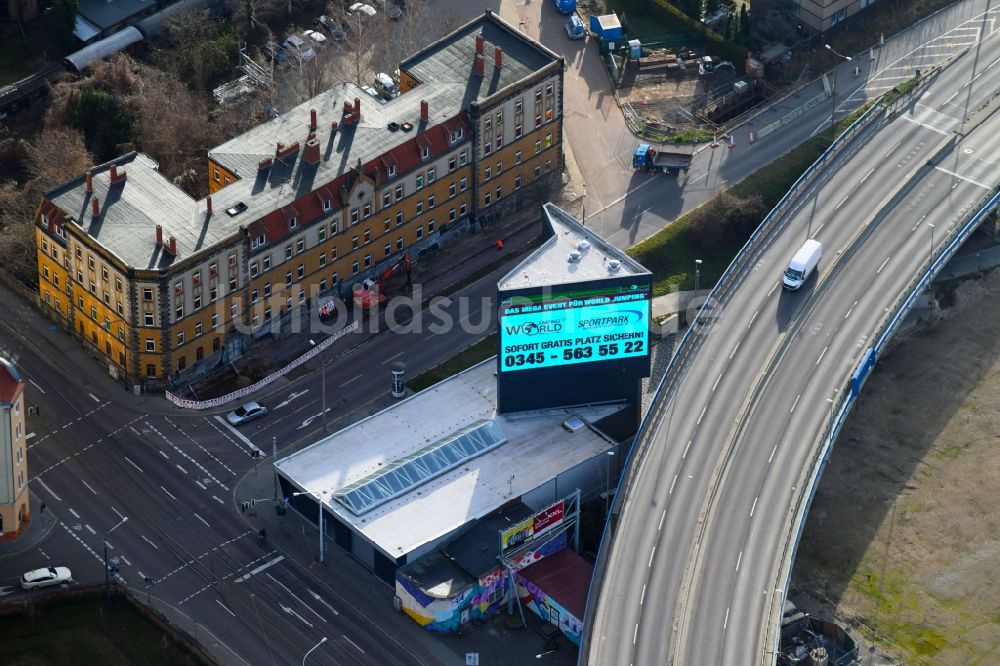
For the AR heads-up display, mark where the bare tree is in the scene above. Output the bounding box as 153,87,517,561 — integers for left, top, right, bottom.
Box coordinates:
330,4,377,87
275,27,340,107
26,126,93,190
0,181,43,286
371,0,459,76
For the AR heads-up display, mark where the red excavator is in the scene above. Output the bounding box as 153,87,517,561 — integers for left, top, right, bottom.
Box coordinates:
353,254,412,310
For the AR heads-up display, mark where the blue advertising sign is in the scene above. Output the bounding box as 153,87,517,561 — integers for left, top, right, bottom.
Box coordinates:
499,292,649,372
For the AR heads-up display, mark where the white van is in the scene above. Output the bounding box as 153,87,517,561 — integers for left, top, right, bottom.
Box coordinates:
374,72,398,98
782,239,822,291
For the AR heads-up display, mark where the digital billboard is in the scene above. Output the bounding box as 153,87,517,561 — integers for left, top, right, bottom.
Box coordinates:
499,286,649,373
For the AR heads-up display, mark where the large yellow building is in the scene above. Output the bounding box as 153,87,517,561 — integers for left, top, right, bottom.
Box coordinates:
35,10,564,391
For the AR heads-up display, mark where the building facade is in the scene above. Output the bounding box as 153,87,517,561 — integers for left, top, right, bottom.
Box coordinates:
0,358,28,540
35,10,564,391
797,0,877,33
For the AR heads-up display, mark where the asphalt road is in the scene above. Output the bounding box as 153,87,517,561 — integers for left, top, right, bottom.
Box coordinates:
586,6,1000,665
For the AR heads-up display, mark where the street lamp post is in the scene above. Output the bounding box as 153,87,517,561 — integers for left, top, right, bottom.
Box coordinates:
293,489,327,563
303,637,328,665
694,259,703,292
309,339,328,433
824,44,853,127
604,450,616,516
104,516,128,600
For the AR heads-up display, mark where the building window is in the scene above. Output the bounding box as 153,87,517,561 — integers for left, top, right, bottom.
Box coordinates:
319,252,327,267
363,203,372,219
483,142,491,156
459,151,468,166
117,302,124,315
145,312,154,326
177,331,185,345
496,161,503,174
515,98,523,113
363,229,371,244
352,261,359,275
449,156,457,172
535,88,542,104
298,290,305,305
496,136,503,149
252,234,266,249
535,165,542,177
485,166,492,181
535,115,543,129
250,263,259,278
449,208,457,221
427,168,436,183
416,225,423,239
450,128,463,143
449,183,456,198
396,212,404,226
384,218,391,232
324,198,332,212
364,254,371,269
535,139,542,154
195,321,203,336
421,145,430,160
295,239,304,254
210,286,218,301
546,159,553,172
332,272,339,284
515,124,523,139
286,271,293,286
212,313,219,329
460,177,467,192
331,246,338,259
115,277,122,291
428,195,436,209
193,295,201,310
460,202,467,216
43,266,49,280
352,235,359,249
384,243,391,256
483,117,492,132
297,264,305,279
428,220,436,233
515,175,522,190
382,192,391,208
395,185,403,201
146,338,155,352
545,133,553,148
496,187,502,200
388,164,397,177
416,174,424,189
546,82,554,97
396,237,403,250
263,282,272,297
213,167,220,182
229,276,237,292
289,217,298,229
251,288,259,303
88,256,95,269
42,239,49,253
351,209,360,225
175,305,184,319
319,278,327,292
484,192,492,206
416,201,423,215
331,220,339,235
318,227,327,242
263,255,271,271
264,307,272,321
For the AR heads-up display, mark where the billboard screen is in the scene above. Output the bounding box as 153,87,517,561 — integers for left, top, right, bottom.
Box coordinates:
499,286,649,373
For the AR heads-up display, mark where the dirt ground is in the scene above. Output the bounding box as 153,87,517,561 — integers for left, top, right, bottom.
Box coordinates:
793,269,1000,665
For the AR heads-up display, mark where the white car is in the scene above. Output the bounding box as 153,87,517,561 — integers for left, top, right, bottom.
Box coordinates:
348,2,377,18
21,566,72,590
303,29,327,47
226,401,268,426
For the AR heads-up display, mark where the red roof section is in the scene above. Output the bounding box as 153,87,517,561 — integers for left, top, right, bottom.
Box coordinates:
0,359,24,405
518,548,593,619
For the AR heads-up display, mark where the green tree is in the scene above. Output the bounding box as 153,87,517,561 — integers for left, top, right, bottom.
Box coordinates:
72,88,134,161
740,4,751,38
45,0,79,49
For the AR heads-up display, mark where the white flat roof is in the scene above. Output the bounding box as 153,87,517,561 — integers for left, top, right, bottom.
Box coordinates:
497,203,649,291
275,359,619,559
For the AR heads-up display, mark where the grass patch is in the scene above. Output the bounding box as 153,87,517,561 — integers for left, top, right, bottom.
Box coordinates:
1,593,207,666
883,76,920,106
628,103,877,296
408,333,497,393
662,129,716,144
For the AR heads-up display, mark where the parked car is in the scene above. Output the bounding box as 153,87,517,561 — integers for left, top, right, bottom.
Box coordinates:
348,2,377,18
226,401,268,426
21,566,72,590
303,29,327,48
374,72,398,98
283,34,316,62
371,0,402,19
564,15,585,39
314,15,346,41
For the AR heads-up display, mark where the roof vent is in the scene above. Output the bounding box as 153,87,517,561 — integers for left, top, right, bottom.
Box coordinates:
400,122,413,132
568,250,582,263
608,259,621,273
577,240,591,252
562,417,585,432
388,122,400,131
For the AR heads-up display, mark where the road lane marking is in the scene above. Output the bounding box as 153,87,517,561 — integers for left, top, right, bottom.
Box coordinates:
216,600,236,617
736,551,743,572
212,415,256,450
195,480,207,490
711,373,722,393
194,513,210,528
750,496,758,517
26,432,36,440
648,546,656,568
88,393,100,403
234,555,285,582
834,194,849,210
69,508,80,519
845,300,858,319
884,139,901,157
160,486,177,501
123,456,144,473
790,394,801,413
36,478,62,500
307,588,339,616
724,607,730,630
158,450,169,459
767,281,778,298
212,495,224,505
633,624,639,645
343,635,365,654
877,256,891,274
640,584,646,606
748,310,759,328
658,510,666,532
696,407,707,425
112,508,126,523
859,167,875,185
340,374,361,388
668,474,677,495
682,440,692,459
141,535,159,550
130,427,142,437
175,464,188,474
935,165,992,189
816,346,828,366
769,445,778,464
138,571,145,580
280,603,313,628
81,479,97,495
121,556,131,566
729,340,740,360
29,379,46,393
84,524,96,535
381,351,404,365
266,573,325,623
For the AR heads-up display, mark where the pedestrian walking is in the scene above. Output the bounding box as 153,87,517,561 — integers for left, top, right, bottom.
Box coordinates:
496,239,504,252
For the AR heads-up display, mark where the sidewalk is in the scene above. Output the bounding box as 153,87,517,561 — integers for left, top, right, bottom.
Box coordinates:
0,491,57,560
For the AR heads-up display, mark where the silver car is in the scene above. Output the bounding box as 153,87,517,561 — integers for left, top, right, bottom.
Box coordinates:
21,566,72,590
226,401,268,426
371,0,402,20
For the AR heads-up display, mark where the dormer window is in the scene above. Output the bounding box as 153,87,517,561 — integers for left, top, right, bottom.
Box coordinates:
289,216,298,229
388,164,397,177
251,234,266,249
42,213,49,225
323,198,331,212
421,145,430,161
450,128,463,144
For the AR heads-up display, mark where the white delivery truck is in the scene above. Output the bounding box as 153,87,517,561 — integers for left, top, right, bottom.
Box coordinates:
782,239,822,291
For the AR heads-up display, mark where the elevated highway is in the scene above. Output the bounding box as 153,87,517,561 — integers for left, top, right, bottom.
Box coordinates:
583,18,1000,666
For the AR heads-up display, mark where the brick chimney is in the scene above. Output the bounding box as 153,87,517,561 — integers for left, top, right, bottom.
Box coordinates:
475,53,485,77
91,197,99,217
310,108,317,130
355,97,361,115
303,137,321,166
494,46,503,70
110,164,127,184
420,100,428,122
331,121,338,133
155,224,163,246
206,196,213,215
476,35,484,56
166,237,177,256
85,171,93,193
